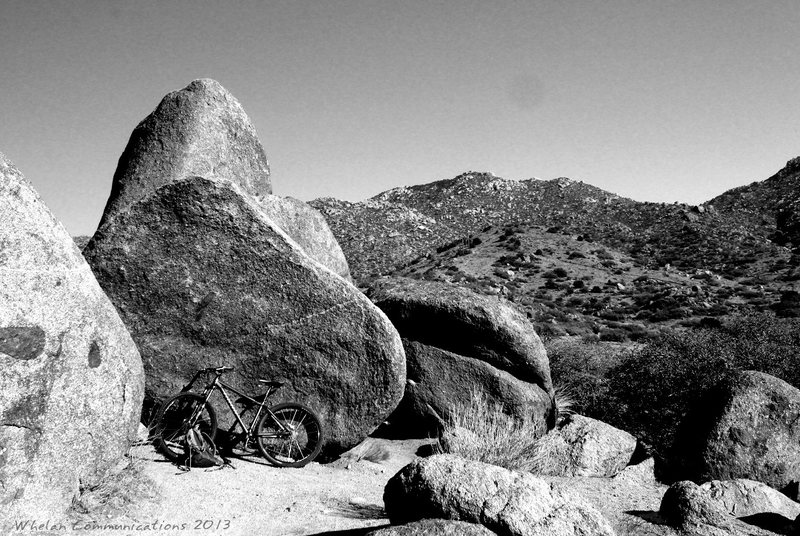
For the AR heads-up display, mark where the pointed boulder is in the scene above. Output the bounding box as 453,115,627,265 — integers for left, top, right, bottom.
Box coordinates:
98,78,349,279
101,78,271,224
0,154,144,521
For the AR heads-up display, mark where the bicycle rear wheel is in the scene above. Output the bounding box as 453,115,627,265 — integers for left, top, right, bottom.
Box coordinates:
256,402,324,467
153,393,217,461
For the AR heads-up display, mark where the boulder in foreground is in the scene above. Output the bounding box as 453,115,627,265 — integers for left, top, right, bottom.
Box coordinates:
537,414,637,477
384,454,616,536
0,154,144,521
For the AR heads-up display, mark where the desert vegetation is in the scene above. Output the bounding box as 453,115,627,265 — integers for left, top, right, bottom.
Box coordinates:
548,312,800,479
436,390,546,472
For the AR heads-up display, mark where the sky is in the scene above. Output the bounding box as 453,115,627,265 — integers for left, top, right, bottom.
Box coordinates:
2,1,800,236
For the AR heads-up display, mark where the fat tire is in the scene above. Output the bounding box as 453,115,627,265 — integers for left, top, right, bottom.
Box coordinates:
256,402,324,467
153,393,217,461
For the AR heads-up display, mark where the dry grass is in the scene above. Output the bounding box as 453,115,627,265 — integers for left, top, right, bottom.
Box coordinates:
553,383,577,425
71,455,159,519
436,390,547,472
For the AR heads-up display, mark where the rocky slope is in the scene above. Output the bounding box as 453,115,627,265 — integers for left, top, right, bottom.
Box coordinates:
311,158,800,338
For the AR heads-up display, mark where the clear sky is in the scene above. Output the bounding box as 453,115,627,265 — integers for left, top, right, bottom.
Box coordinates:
2,1,799,236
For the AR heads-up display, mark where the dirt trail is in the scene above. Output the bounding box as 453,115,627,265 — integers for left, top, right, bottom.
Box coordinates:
22,439,776,536
65,439,430,536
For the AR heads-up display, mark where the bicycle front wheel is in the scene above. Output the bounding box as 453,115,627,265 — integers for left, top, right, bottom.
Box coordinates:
256,402,324,467
153,393,217,461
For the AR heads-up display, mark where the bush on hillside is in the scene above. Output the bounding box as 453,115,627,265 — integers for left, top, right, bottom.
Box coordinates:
546,339,631,420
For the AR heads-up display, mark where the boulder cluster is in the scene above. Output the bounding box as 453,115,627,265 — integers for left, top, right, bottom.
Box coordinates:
367,277,555,436
4,78,800,536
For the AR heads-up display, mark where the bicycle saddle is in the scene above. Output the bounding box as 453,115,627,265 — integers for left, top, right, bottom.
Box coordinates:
258,379,285,388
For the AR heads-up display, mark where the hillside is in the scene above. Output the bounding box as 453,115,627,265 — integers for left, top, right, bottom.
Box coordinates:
311,158,800,338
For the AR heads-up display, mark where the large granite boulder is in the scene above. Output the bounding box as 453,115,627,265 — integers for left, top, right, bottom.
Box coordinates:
367,277,554,436
674,370,800,490
85,176,404,456
384,455,616,536
537,414,637,477
0,154,144,521
97,78,349,279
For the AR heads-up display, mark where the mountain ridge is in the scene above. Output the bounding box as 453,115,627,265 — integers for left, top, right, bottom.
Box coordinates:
310,157,800,338
311,158,800,282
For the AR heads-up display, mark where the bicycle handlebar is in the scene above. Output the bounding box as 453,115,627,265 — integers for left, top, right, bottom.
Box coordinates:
179,366,234,393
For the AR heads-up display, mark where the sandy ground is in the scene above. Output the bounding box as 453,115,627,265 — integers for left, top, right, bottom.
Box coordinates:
64,438,432,536
14,439,786,536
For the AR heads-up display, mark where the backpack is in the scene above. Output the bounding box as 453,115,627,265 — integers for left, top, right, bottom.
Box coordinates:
182,426,224,469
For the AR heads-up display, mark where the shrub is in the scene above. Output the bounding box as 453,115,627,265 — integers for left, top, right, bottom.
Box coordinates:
599,313,800,476
546,338,630,420
437,390,545,472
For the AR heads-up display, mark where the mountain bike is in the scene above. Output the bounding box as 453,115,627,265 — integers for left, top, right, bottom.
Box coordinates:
152,366,324,467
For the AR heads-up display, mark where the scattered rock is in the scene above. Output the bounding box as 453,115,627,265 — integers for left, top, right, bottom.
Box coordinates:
699,479,800,519
384,454,616,536
0,153,144,521
368,277,554,435
85,175,405,457
537,414,637,477
660,480,732,530
674,370,800,490
612,458,657,486
366,519,496,535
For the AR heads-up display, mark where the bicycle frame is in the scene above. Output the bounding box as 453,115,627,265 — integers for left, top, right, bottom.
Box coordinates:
181,370,288,442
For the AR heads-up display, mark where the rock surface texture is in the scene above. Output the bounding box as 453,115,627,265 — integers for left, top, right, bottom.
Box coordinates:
97,77,349,279
366,519,496,535
675,370,800,490
660,481,733,530
699,479,800,520
367,277,554,435
0,154,144,522
257,194,351,279
383,454,616,536
537,414,637,477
